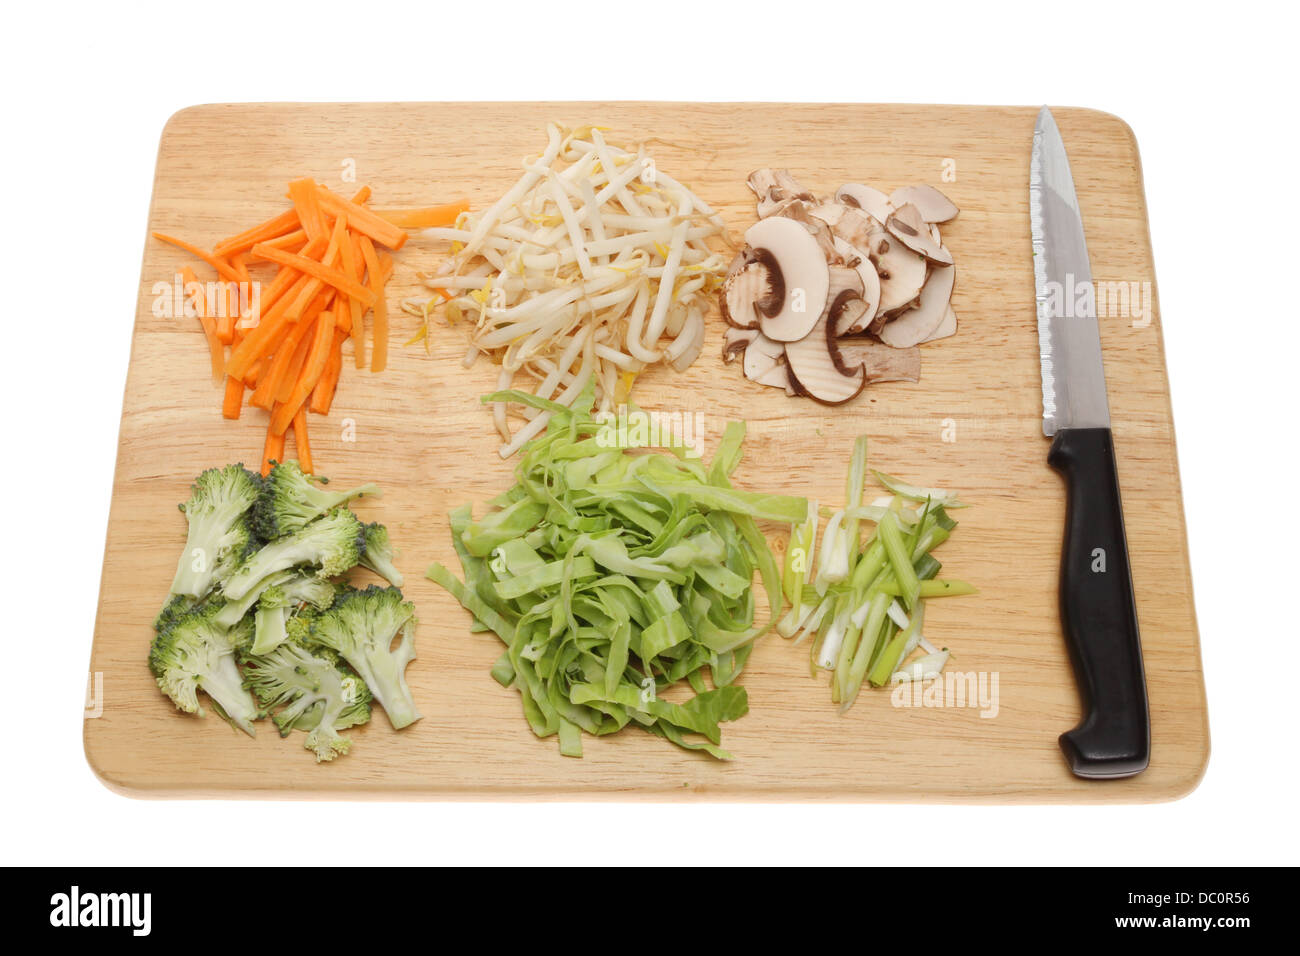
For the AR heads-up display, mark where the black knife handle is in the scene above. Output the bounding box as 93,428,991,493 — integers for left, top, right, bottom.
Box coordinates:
1047,427,1150,778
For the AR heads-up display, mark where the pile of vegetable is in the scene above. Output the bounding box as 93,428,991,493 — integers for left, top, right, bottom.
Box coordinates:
148,460,420,761
153,179,467,474
427,383,809,758
405,125,729,458
778,437,976,709
722,171,959,404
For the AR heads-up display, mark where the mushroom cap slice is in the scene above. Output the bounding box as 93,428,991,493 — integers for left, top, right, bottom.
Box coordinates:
720,257,774,329
747,168,815,218
923,305,958,343
837,338,922,383
888,185,958,223
784,307,867,405
742,331,787,381
808,201,852,230
743,216,830,343
878,258,955,347
870,228,928,314
777,199,838,260
835,183,894,223
887,203,954,266
722,326,758,363
832,237,880,334
752,360,798,395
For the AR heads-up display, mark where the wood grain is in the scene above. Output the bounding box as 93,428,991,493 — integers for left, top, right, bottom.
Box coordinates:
84,103,1208,801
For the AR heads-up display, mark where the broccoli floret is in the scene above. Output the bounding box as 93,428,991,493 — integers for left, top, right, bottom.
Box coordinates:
240,637,372,762
358,522,404,587
213,567,297,629
249,574,338,655
222,508,364,601
153,594,198,634
170,465,262,598
148,605,259,735
311,585,421,729
252,460,381,540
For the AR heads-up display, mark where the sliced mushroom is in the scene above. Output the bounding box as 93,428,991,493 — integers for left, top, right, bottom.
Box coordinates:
722,326,758,363
869,225,928,314
743,216,830,343
753,360,798,395
747,168,815,218
831,237,880,334
784,307,867,405
837,338,922,383
888,185,958,223
742,331,786,381
720,257,774,329
923,305,958,343
878,259,955,347
807,201,852,230
930,224,942,245
887,203,954,266
777,200,837,260
836,183,894,223
830,206,881,252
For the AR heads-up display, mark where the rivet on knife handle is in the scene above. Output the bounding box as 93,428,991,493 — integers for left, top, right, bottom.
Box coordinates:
1048,427,1150,778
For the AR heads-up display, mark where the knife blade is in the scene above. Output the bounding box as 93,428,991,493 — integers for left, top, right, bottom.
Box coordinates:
1031,106,1150,779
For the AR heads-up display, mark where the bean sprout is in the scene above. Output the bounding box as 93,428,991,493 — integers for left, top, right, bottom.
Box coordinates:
403,124,727,457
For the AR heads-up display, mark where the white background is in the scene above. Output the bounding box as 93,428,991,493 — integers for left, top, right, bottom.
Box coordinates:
3,0,1294,866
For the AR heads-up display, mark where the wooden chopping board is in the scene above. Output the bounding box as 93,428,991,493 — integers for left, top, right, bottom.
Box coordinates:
84,102,1208,801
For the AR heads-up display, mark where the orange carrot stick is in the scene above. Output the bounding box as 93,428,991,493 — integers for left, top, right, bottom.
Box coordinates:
276,322,316,405
309,331,347,415
292,406,313,475
222,375,245,420
251,242,374,309
372,200,469,229
339,229,366,367
272,310,336,435
288,178,328,242
282,215,350,320
261,420,286,476
315,189,408,250
358,236,388,373
155,233,243,284
213,209,300,258
250,316,316,410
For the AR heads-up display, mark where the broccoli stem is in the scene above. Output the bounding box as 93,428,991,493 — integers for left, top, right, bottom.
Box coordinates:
199,654,259,736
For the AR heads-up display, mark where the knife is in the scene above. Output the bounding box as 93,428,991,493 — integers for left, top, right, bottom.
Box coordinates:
1031,106,1150,779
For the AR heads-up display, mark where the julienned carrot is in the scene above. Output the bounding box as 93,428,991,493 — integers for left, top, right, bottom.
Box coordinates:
276,321,316,405
316,188,408,250
261,420,286,476
213,208,300,258
222,375,245,420
166,177,404,476
358,236,388,373
283,214,350,319
292,405,313,475
272,310,336,435
288,178,328,242
260,228,308,251
155,233,243,284
372,200,469,229
250,242,376,309
182,266,225,382
309,331,347,415
250,314,317,410
226,267,315,380
338,226,365,366
254,234,330,321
